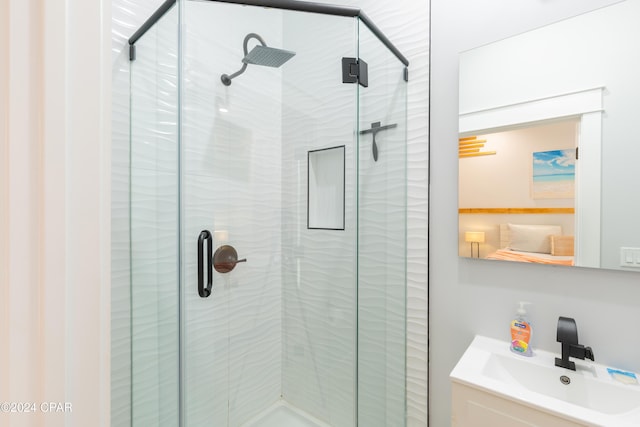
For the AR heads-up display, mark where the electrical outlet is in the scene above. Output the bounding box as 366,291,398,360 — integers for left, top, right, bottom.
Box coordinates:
620,247,640,268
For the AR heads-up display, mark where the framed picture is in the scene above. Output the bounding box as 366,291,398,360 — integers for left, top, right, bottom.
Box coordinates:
532,149,575,199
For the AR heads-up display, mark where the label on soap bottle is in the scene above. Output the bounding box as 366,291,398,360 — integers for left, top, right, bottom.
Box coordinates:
510,320,531,354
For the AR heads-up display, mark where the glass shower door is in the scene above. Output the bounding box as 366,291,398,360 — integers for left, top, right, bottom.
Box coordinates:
129,4,180,427
279,10,359,427
180,2,288,424
356,20,408,427
180,2,359,426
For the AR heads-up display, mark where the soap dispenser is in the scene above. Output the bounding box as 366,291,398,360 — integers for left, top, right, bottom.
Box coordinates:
510,302,533,356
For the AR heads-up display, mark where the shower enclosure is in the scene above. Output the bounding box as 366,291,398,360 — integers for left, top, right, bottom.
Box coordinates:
128,0,408,425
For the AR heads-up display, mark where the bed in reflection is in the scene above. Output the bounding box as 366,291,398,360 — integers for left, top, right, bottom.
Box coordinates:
485,224,574,266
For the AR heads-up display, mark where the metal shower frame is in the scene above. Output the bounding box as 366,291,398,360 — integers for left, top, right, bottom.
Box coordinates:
127,0,410,68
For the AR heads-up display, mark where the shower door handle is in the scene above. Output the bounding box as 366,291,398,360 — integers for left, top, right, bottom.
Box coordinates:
197,230,213,298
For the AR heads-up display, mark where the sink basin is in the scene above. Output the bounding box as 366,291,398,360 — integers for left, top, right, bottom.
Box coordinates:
451,335,640,426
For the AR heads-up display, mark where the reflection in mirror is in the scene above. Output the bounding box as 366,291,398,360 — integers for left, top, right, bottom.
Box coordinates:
458,0,640,271
459,120,577,264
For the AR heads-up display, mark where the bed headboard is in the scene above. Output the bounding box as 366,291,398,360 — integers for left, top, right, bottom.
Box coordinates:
500,223,573,254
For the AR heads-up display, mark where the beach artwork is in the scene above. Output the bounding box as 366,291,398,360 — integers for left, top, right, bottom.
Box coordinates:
532,149,575,199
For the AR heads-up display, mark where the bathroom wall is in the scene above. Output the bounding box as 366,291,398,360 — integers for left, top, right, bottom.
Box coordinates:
112,0,429,426
2,0,111,425
431,0,640,425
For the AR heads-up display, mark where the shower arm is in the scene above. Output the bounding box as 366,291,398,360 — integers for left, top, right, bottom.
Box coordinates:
221,33,267,86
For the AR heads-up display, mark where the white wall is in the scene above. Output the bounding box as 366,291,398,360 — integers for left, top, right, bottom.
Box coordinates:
431,0,640,425
2,0,111,425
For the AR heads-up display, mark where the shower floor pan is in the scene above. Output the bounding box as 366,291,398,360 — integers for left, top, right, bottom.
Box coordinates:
241,400,331,427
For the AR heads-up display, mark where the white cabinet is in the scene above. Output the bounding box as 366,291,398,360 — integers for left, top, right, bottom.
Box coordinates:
452,383,588,427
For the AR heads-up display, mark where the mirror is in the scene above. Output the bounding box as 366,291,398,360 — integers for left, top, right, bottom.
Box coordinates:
458,0,640,271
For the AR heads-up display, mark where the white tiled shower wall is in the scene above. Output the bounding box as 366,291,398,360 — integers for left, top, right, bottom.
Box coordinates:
278,11,408,426
111,0,429,425
280,13,358,427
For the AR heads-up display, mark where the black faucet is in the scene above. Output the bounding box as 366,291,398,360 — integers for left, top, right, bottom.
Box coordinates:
555,316,594,370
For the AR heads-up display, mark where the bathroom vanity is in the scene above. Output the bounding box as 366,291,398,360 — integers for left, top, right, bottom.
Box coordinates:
450,336,640,427
452,382,585,427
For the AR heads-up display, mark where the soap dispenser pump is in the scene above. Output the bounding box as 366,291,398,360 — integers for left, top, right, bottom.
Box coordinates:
510,302,533,356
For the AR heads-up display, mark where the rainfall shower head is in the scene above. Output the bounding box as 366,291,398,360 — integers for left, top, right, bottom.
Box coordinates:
242,45,296,67
221,33,296,86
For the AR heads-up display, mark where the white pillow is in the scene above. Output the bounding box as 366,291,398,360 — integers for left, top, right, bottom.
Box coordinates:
507,223,562,254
